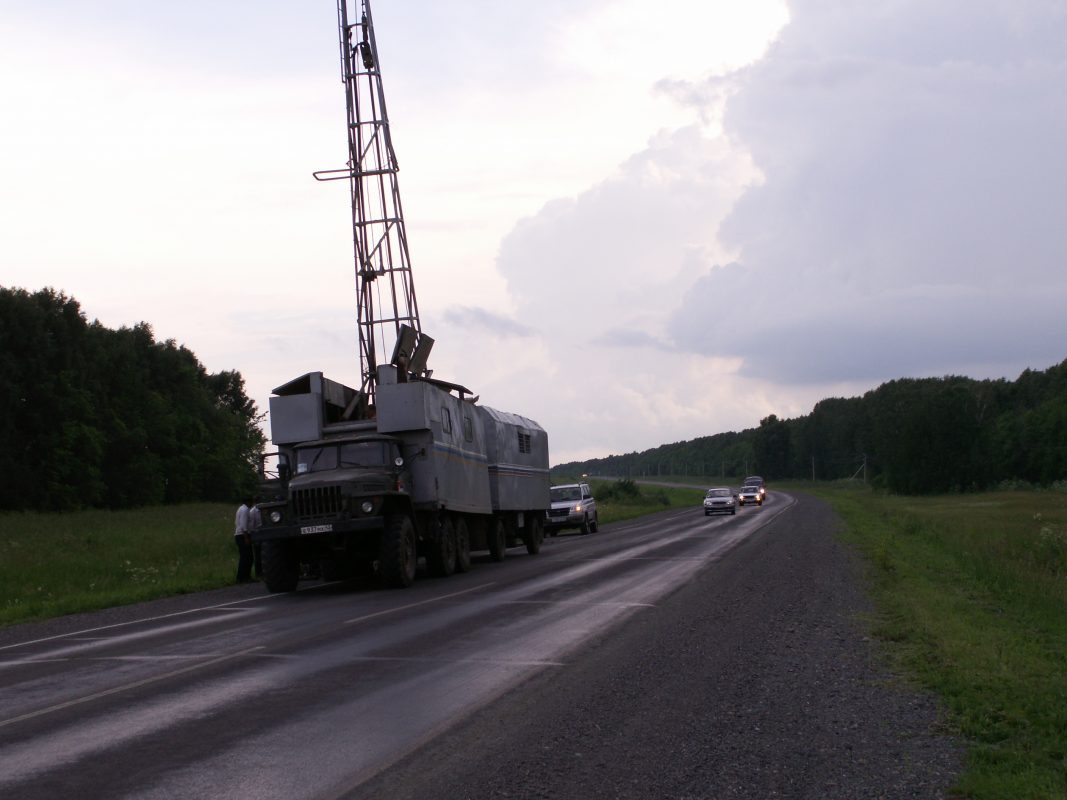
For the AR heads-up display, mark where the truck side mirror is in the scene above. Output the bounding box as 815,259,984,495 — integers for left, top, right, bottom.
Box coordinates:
278,454,291,483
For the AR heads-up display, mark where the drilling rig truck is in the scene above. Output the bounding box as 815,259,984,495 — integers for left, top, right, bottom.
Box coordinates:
249,0,550,591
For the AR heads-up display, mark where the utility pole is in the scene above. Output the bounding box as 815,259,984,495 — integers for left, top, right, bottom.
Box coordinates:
863,453,867,484
812,455,815,482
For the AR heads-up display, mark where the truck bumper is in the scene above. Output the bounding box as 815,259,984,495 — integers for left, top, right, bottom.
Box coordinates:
250,516,385,543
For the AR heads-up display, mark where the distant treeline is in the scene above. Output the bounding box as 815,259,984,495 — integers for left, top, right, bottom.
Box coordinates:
554,360,1067,495
0,287,265,511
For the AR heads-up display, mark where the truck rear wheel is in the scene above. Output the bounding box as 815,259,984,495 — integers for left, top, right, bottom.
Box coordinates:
523,515,543,555
454,516,471,574
426,514,457,578
263,539,300,593
488,517,507,562
380,514,417,588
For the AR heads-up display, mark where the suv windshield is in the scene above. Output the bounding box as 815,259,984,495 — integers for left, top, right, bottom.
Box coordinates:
551,486,581,502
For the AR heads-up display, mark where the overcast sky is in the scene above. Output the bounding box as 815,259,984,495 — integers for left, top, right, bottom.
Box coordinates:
3,0,1065,463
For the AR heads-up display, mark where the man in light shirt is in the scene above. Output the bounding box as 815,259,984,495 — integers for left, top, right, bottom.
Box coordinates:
249,501,263,579
234,498,255,583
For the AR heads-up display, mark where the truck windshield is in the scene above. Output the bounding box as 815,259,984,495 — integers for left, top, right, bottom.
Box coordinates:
551,487,581,502
296,446,338,474
339,441,388,468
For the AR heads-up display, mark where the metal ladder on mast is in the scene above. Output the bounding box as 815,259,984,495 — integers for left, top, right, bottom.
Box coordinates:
314,0,430,413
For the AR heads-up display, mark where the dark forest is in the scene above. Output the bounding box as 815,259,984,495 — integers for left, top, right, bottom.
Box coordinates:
554,360,1067,494
0,287,265,511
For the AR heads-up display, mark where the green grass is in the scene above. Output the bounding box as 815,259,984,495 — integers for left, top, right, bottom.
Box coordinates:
796,482,1067,799
0,504,240,627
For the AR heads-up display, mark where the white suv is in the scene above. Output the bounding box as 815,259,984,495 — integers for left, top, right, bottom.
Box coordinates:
546,483,598,535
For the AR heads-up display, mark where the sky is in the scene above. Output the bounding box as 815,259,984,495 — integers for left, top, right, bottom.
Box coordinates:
3,0,1066,464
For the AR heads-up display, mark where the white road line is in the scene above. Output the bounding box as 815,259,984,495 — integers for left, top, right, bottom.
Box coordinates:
0,581,338,653
0,646,265,729
343,582,497,625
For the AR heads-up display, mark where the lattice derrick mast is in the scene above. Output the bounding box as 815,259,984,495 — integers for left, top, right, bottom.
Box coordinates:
318,0,423,405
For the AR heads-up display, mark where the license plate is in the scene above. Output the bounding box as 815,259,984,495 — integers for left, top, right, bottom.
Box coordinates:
301,524,333,535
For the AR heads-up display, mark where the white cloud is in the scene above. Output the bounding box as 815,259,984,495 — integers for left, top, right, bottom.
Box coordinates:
667,0,1067,383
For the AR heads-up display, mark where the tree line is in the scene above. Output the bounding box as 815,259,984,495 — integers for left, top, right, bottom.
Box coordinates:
553,360,1067,494
0,287,265,511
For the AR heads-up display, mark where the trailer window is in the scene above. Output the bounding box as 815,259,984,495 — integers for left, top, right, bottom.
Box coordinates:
296,446,338,474
463,416,473,442
339,441,388,468
441,407,452,434
517,432,531,454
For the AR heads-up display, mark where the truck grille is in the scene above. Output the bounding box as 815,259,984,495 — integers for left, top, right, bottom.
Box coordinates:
292,485,344,520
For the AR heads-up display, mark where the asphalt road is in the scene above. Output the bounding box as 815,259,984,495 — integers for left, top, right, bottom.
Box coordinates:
0,493,793,800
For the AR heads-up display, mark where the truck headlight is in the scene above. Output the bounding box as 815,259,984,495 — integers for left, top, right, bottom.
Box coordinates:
362,501,374,514
270,511,282,523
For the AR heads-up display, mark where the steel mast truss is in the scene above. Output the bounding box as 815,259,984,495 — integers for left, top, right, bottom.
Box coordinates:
316,0,422,404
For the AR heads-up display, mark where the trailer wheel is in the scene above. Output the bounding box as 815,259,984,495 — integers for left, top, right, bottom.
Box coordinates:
523,515,543,555
488,517,507,562
426,514,457,578
263,539,300,593
380,514,417,588
590,512,599,533
454,515,471,574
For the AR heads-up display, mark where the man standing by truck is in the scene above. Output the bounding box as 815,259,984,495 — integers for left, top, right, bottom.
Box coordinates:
234,498,255,583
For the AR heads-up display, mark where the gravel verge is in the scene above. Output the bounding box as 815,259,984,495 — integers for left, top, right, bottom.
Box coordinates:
348,492,963,800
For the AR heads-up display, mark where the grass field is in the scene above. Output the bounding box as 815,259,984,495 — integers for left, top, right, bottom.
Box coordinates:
0,504,239,627
792,482,1067,799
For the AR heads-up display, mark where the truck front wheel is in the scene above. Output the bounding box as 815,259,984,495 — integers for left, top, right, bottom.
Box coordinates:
380,514,417,588
263,539,300,593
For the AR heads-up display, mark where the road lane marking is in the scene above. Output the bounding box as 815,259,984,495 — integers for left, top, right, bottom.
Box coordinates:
0,646,264,729
343,582,497,625
0,581,336,653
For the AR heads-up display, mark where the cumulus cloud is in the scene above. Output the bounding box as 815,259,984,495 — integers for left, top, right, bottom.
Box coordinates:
667,0,1067,383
